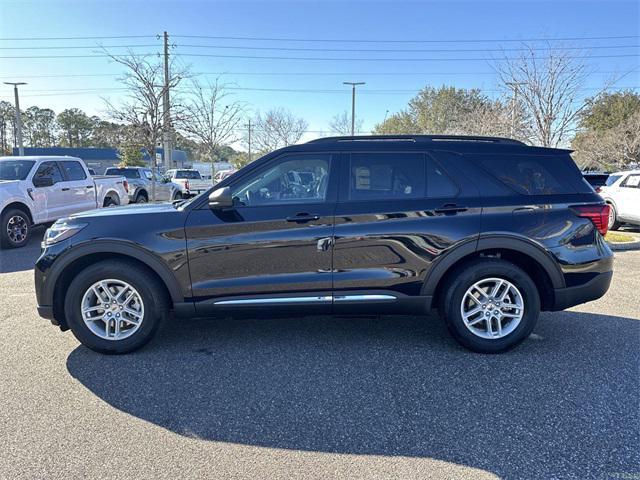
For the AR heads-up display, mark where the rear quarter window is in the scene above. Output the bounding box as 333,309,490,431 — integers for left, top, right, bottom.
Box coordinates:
478,154,586,195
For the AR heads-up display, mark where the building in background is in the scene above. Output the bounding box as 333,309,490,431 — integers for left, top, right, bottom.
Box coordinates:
11,147,188,174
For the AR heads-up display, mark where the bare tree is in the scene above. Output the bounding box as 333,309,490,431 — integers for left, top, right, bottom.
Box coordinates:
495,44,591,147
445,99,529,140
329,110,364,135
250,108,308,153
178,78,244,183
103,50,187,199
573,111,640,170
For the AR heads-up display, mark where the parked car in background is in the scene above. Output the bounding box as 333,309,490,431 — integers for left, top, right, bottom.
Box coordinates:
0,156,129,248
582,172,610,191
598,170,640,229
165,169,210,197
213,169,236,184
104,166,181,203
35,135,613,354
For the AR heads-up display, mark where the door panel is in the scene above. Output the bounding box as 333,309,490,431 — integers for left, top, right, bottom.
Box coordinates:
333,152,482,300
31,161,68,222
59,160,95,214
185,153,337,313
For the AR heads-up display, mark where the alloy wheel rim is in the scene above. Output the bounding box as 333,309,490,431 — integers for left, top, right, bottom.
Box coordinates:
608,206,615,229
6,215,28,243
81,279,144,341
460,277,524,340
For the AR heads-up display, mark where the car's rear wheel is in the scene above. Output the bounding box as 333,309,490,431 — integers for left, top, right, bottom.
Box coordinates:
103,196,119,207
1,208,30,249
135,192,148,204
172,191,183,201
64,260,168,354
440,258,540,353
607,203,621,230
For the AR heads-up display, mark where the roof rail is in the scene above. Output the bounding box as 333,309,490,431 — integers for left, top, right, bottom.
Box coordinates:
307,135,526,145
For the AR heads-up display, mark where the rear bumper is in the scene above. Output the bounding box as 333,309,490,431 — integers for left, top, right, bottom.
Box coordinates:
552,270,613,311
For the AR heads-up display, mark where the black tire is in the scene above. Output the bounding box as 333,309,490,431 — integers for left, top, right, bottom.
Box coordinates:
1,208,30,249
172,191,183,201
103,196,118,207
135,191,148,204
607,203,621,231
439,258,540,354
64,260,168,354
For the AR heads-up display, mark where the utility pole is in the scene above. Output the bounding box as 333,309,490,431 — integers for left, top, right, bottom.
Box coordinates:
244,119,252,164
343,81,365,136
162,31,172,171
506,82,525,138
4,82,26,155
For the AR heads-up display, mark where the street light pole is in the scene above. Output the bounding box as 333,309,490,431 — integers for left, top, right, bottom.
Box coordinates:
343,81,365,136
4,82,27,156
506,82,526,138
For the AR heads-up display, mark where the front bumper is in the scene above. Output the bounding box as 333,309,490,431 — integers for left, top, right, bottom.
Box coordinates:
552,270,613,311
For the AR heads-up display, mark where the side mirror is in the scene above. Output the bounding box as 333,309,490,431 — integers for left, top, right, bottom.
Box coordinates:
33,176,54,188
208,187,233,209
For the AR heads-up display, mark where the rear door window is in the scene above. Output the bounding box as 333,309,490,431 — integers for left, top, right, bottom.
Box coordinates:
347,152,425,201
426,157,458,198
478,154,582,195
622,174,640,188
60,161,87,181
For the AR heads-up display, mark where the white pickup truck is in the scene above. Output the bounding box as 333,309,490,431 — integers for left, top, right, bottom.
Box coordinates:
0,156,129,248
165,169,210,197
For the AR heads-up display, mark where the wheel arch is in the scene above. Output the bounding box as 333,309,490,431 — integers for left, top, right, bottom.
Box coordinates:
102,189,121,206
47,241,184,329
424,235,563,312
2,201,34,224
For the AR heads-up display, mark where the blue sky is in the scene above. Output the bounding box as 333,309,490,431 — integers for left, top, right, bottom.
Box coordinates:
1,0,638,140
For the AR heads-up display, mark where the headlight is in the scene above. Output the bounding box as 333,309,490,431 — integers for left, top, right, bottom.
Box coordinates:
42,222,87,247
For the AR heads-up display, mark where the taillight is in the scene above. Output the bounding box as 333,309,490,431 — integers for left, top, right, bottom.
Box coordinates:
123,180,129,192
573,204,610,236
185,180,190,191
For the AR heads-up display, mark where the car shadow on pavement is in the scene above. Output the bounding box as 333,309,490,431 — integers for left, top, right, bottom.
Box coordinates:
66,311,639,479
0,226,44,274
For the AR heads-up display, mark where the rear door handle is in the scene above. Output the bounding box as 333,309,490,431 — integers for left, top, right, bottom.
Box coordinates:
434,204,468,214
86,185,94,189
61,187,70,191
286,213,320,223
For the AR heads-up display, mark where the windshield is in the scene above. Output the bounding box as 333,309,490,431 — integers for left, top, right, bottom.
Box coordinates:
176,170,202,179
0,160,36,181
105,167,140,179
605,175,622,186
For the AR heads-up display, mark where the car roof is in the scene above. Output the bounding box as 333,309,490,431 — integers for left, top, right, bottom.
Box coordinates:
611,170,640,176
279,135,570,156
0,155,83,162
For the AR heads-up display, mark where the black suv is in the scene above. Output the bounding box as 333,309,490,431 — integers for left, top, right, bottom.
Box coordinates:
35,135,613,354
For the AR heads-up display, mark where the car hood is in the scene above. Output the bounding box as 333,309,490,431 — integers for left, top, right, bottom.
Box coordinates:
68,202,179,220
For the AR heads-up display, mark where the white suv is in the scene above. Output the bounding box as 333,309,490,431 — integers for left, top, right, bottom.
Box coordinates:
598,170,640,230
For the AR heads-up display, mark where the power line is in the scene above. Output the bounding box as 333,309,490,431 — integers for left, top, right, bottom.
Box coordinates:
1,43,638,52
171,34,640,44
0,35,158,41
0,44,159,50
3,85,637,98
175,52,640,61
0,53,159,59
2,70,634,80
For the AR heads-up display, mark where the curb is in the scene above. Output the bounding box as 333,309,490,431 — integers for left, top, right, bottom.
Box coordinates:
607,240,640,251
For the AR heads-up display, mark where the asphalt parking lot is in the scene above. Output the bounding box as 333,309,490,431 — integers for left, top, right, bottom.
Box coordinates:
0,229,638,480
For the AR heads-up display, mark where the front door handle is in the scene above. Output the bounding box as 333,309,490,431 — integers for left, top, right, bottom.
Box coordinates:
86,185,94,189
61,187,70,191
434,204,468,214
286,213,320,223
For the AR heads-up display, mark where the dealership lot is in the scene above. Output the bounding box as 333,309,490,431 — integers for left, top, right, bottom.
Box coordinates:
0,231,638,480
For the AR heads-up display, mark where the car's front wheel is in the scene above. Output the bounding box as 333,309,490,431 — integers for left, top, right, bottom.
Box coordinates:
1,208,30,249
64,260,168,354
440,258,540,353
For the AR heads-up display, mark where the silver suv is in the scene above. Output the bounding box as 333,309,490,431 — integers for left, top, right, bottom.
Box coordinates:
104,167,181,203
